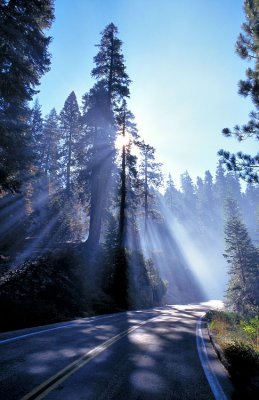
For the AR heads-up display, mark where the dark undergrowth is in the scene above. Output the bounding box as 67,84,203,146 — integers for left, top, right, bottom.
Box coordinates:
0,244,166,332
0,247,88,331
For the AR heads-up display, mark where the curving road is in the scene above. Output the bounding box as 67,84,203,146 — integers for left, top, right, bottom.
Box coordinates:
0,303,233,400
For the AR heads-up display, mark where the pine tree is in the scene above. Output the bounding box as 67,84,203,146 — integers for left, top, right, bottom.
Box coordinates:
180,171,197,220
195,175,205,232
59,91,81,195
164,173,180,216
195,171,218,236
0,0,54,193
225,172,242,205
215,162,227,202
24,99,44,219
224,197,259,314
91,23,131,108
81,83,114,247
116,100,139,246
30,99,44,164
84,23,131,247
243,182,259,240
138,142,163,229
41,109,61,194
219,0,259,183
203,170,216,225
213,162,229,228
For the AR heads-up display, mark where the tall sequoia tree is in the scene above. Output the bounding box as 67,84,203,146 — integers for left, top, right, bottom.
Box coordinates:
81,82,114,247
0,0,54,193
219,0,259,183
85,23,131,247
91,23,131,108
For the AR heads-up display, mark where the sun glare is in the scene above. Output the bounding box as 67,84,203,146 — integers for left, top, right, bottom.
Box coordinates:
115,133,130,150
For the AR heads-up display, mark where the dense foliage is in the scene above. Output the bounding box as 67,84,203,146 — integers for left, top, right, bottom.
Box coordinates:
224,198,259,315
219,0,259,183
0,0,54,193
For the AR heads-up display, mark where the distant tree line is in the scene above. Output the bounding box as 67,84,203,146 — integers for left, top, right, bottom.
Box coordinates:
163,166,259,314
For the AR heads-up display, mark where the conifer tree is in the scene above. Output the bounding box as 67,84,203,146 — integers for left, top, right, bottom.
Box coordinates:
180,171,197,220
195,176,205,231
215,162,227,202
195,171,217,235
84,23,131,247
116,100,139,246
91,23,131,107
81,82,114,247
138,142,163,229
203,170,216,224
59,91,81,195
225,172,242,206
0,0,54,193
242,182,259,240
23,99,44,221
224,197,259,314
164,173,180,217
41,109,61,194
30,99,44,164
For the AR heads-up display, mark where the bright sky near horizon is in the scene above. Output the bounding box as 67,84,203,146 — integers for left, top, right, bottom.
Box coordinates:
38,0,256,189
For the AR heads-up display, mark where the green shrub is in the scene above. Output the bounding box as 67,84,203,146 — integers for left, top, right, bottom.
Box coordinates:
207,310,259,399
241,316,259,348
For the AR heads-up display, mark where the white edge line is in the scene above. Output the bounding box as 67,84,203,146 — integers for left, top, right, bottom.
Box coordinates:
0,313,125,345
0,323,79,344
1,308,163,345
196,316,228,400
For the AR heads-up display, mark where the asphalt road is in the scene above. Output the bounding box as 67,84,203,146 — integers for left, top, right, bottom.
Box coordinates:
0,303,233,400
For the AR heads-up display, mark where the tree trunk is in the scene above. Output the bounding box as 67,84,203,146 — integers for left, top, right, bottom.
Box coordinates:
87,169,105,248
108,30,114,108
66,126,72,195
119,143,126,247
86,127,112,248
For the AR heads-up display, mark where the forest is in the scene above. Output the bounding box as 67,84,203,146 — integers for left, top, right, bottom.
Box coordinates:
0,0,258,332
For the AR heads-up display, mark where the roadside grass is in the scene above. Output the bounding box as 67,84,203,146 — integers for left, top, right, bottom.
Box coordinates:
206,310,259,399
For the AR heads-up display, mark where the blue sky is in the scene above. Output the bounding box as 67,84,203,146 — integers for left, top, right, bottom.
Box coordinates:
38,0,256,188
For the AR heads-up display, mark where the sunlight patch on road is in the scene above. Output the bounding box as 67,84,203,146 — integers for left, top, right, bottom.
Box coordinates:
129,330,164,354
201,300,224,309
130,370,166,393
29,351,57,362
131,354,156,368
60,349,78,358
29,366,48,375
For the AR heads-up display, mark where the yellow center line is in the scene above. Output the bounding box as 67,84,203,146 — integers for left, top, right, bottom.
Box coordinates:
20,316,159,400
